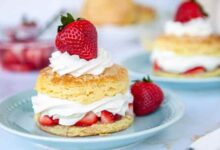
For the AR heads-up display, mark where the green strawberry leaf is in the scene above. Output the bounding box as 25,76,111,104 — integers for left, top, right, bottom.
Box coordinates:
58,13,75,32
143,76,153,83
61,13,74,26
132,76,153,83
193,0,209,17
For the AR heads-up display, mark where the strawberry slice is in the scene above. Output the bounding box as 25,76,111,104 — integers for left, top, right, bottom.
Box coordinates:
39,115,59,126
114,114,122,121
100,110,116,124
153,61,161,71
183,66,206,75
75,112,98,127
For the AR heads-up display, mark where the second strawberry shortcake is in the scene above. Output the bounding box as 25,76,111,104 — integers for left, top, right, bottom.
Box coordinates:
32,13,133,137
151,0,220,78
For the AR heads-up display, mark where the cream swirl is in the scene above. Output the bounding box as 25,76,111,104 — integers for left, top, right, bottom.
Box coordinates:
32,93,132,126
49,49,113,77
165,18,213,37
151,50,220,73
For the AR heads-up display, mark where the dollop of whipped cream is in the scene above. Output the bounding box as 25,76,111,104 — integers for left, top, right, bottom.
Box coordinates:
32,93,132,126
165,18,213,37
49,49,113,77
151,50,220,73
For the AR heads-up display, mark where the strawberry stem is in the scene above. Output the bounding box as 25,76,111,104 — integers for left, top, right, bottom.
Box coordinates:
132,76,153,83
143,76,153,83
58,13,76,32
192,0,208,17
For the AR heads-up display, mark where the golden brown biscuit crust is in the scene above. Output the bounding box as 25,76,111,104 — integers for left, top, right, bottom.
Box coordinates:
35,114,134,137
135,4,155,24
154,35,220,56
81,0,155,26
153,67,220,78
35,65,129,104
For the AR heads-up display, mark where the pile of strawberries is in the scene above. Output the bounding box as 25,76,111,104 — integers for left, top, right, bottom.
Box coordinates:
39,110,127,127
0,42,54,72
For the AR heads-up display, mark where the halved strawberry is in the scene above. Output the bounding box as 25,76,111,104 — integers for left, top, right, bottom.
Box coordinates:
75,112,98,127
183,66,206,75
101,110,115,124
39,115,59,126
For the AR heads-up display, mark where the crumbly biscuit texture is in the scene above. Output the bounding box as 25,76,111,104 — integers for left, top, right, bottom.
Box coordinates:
35,65,129,104
153,35,220,56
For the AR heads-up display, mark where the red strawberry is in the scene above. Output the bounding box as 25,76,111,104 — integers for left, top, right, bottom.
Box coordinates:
131,77,164,116
75,112,98,127
39,115,59,126
183,66,206,74
101,110,115,124
24,48,42,69
153,61,161,71
3,64,34,72
55,13,97,61
2,51,19,64
114,114,122,121
175,0,208,23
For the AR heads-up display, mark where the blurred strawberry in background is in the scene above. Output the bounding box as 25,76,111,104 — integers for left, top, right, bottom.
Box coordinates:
0,17,55,72
0,42,54,72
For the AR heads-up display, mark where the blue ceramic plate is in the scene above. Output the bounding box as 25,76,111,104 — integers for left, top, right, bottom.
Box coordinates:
122,52,220,89
0,90,184,150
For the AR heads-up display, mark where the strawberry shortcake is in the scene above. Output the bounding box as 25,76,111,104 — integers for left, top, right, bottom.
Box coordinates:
31,13,134,137
151,0,220,78
81,0,155,26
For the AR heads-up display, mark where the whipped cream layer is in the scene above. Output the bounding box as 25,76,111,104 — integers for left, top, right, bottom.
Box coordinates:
49,49,113,77
151,50,220,73
165,18,213,37
32,93,132,126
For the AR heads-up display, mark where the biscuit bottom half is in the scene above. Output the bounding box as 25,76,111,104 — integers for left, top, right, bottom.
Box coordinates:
153,67,220,78
35,114,134,137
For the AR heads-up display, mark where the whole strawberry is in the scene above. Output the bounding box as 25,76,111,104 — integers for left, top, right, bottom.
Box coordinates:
131,77,164,116
175,0,208,23
55,13,97,60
